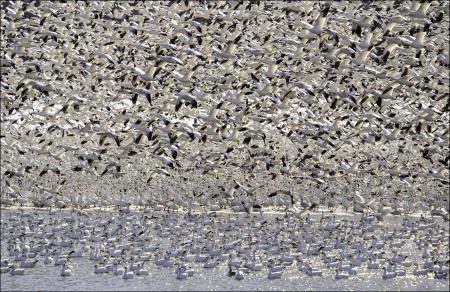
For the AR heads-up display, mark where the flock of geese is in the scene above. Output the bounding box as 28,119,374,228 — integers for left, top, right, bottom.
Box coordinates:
0,0,449,285
1,208,449,280
1,0,449,216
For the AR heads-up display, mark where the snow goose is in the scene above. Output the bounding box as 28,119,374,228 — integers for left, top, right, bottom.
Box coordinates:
176,266,189,280
136,263,149,276
400,23,434,50
299,4,331,36
434,270,449,279
235,268,244,280
267,260,283,279
403,1,435,18
382,267,397,279
350,15,374,37
203,257,220,268
9,264,25,275
213,36,241,59
367,258,380,269
413,263,429,276
94,264,111,274
244,256,263,271
304,264,323,276
122,267,134,279
335,269,349,279
60,263,72,277
19,259,38,269
114,263,125,276
1,266,11,274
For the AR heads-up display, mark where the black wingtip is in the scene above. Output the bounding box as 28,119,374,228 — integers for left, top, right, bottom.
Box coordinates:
321,5,330,17
423,22,431,33
234,34,242,44
382,51,390,63
250,73,259,83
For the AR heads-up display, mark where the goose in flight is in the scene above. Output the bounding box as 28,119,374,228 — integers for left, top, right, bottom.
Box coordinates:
299,4,331,36
400,22,434,49
213,35,242,59
197,101,224,124
132,65,162,82
268,189,294,206
98,132,122,147
403,1,435,19
350,15,374,37
0,1,449,233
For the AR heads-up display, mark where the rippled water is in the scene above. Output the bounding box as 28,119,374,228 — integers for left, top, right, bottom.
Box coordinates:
2,262,449,291
1,208,448,291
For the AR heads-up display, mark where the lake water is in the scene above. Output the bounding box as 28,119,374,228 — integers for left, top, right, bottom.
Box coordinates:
1,207,448,291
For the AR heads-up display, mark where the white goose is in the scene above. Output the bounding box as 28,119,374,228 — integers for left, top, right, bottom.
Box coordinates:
1,266,11,273
335,269,349,279
304,264,323,276
136,263,149,276
413,263,429,276
94,264,111,274
212,36,241,59
114,263,125,276
235,268,244,280
244,257,263,271
9,264,25,275
60,263,72,277
122,267,134,279
19,259,38,268
299,5,331,36
176,266,189,280
367,258,380,269
382,267,397,279
267,261,283,279
403,1,434,18
203,257,220,268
